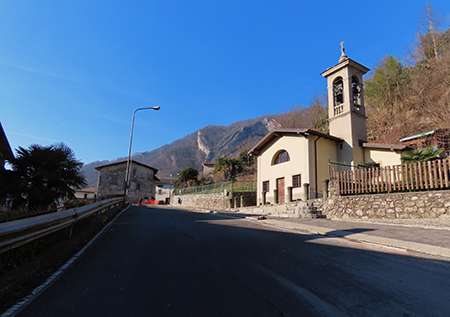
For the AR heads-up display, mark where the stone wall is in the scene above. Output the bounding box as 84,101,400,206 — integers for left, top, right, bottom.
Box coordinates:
97,162,155,204
322,179,450,219
172,192,256,211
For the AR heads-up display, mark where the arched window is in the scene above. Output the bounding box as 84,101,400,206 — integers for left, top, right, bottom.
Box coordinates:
333,77,344,115
352,75,361,110
272,150,290,165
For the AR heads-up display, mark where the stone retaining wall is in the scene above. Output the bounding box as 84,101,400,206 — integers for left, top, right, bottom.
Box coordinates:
172,192,256,210
322,179,450,219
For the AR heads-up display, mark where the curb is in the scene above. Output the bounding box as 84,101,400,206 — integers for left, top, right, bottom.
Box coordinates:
261,219,450,259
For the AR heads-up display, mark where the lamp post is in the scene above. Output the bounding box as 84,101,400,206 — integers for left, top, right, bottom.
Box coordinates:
123,106,160,202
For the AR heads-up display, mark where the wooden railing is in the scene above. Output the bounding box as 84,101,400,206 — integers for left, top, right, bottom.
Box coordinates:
331,159,450,195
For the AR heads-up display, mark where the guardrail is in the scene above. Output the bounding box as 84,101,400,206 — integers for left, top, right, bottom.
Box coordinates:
0,197,124,255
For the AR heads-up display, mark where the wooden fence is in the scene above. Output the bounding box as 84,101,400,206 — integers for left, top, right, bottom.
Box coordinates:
330,159,450,195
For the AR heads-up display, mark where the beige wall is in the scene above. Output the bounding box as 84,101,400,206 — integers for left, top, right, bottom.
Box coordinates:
325,62,368,167
315,137,338,195
256,135,338,204
364,148,402,166
257,135,309,204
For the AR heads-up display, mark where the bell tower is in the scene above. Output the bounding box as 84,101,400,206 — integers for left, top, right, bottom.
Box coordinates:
321,42,370,167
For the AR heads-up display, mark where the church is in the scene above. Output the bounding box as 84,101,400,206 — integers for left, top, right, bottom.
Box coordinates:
249,44,407,205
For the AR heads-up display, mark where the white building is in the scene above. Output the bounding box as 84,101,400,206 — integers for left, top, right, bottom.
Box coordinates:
250,45,407,205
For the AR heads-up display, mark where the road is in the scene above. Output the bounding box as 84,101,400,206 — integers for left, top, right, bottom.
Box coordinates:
17,205,450,316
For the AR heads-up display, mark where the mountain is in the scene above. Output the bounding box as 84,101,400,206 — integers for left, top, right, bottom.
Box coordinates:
81,115,281,187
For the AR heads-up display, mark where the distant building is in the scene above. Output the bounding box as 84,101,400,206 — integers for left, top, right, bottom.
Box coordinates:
202,162,216,175
74,187,97,200
155,177,175,204
95,160,158,204
0,122,13,170
400,129,450,157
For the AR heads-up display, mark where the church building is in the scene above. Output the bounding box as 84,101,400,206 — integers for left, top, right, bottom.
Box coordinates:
249,44,407,205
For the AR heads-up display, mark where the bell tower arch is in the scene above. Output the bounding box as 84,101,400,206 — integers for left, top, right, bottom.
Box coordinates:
321,42,370,167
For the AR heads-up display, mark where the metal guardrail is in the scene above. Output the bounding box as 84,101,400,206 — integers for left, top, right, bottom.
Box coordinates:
0,197,123,255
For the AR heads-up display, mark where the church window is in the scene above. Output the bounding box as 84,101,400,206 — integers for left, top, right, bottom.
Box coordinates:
333,77,344,115
292,174,301,188
352,76,362,111
272,150,290,165
262,181,269,192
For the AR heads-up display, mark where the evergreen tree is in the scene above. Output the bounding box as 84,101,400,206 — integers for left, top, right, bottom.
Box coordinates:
0,143,86,210
214,157,243,181
177,167,198,186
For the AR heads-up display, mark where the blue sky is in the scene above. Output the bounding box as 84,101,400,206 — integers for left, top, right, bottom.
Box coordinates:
1,1,450,165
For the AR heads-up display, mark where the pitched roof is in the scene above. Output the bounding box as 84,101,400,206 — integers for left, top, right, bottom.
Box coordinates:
0,122,14,161
95,160,158,173
321,58,370,78
249,129,343,155
362,143,407,151
75,187,98,193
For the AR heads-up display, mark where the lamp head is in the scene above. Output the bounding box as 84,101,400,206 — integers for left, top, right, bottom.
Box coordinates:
153,106,161,110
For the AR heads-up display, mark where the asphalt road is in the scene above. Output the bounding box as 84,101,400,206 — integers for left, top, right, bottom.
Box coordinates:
16,205,450,316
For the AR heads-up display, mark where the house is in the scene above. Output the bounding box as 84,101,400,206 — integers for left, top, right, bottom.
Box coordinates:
0,122,14,170
74,187,97,200
249,44,407,205
399,129,450,157
155,177,175,204
202,162,216,175
95,160,158,204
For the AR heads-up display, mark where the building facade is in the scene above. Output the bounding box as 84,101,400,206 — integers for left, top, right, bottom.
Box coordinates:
250,129,342,203
96,160,158,204
250,45,406,205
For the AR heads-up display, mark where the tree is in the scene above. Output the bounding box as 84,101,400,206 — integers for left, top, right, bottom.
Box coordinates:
415,3,450,62
364,56,411,143
401,146,444,163
0,143,86,210
177,167,198,186
365,56,405,108
238,149,254,170
214,157,243,181
307,93,328,133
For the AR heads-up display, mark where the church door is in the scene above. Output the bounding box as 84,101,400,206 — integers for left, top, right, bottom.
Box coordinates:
276,177,285,204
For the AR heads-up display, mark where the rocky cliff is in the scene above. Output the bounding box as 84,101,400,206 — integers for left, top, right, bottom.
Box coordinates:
81,115,280,187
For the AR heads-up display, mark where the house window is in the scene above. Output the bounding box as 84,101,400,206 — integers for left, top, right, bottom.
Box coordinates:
136,183,141,190
272,150,290,165
262,181,269,193
292,174,301,188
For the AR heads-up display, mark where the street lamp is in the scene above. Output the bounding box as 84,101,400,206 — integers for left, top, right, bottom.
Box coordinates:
123,106,160,202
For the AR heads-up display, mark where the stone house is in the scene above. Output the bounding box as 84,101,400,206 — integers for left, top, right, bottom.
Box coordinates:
249,46,408,205
202,162,216,175
74,187,97,200
96,160,158,204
